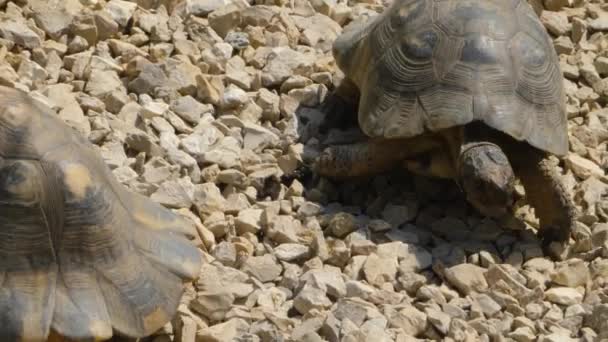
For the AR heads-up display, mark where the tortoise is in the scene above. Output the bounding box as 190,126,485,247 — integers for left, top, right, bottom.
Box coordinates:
312,0,576,255
0,85,202,341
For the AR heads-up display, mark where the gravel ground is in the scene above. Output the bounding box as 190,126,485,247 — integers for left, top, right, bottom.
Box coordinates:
1,0,608,341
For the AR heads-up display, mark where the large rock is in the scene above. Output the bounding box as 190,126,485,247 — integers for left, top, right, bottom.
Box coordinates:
240,254,282,283
196,319,250,342
42,84,91,137
31,3,74,39
261,47,316,87
105,0,138,27
444,264,488,295
0,19,42,49
186,0,230,16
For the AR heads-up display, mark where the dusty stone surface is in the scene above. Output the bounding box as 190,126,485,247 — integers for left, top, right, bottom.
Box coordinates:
6,0,608,340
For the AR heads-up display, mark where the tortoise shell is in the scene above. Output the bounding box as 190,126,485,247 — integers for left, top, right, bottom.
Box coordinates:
0,85,202,341
333,0,567,156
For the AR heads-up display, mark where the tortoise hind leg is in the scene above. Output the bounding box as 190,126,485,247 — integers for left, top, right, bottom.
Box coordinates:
509,146,576,259
313,136,440,178
314,139,405,178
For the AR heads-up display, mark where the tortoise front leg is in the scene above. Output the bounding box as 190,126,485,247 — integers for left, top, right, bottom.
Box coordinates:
510,147,576,259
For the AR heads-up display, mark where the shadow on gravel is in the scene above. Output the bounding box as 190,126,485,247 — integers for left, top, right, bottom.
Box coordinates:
287,102,551,275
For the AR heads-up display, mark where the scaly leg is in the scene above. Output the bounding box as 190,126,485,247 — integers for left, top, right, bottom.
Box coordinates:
313,137,439,178
509,146,576,259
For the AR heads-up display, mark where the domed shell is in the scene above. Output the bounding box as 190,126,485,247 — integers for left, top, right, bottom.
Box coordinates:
0,86,202,341
333,0,567,156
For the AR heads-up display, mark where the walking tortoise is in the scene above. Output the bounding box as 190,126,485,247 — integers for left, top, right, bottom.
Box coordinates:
313,0,577,256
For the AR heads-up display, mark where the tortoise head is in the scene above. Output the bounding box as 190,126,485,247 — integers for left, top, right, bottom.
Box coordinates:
457,142,515,218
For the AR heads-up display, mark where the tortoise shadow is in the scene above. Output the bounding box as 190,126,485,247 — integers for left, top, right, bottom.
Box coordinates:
289,102,549,278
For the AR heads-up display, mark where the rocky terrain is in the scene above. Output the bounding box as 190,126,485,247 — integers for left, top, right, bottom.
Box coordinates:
0,0,607,341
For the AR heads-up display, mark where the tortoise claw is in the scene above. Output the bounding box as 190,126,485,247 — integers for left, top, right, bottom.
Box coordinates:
538,225,572,261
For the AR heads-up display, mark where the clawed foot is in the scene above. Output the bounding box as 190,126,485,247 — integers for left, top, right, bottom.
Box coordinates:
282,162,315,187
538,224,572,260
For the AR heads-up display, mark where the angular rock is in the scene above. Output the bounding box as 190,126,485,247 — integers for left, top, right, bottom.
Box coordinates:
386,305,427,336
551,258,589,288
243,122,279,152
129,63,169,95
444,264,488,295
196,318,249,342
235,208,263,235
584,304,608,338
193,182,227,215
363,253,398,287
191,291,235,321
212,241,237,267
42,84,91,136
86,69,124,99
544,287,583,306
240,254,282,283
540,11,570,36
274,243,310,261
332,298,369,326
261,47,315,87
150,177,195,209
294,283,332,315
398,244,433,272
171,95,210,125
196,263,253,299
187,0,230,16
426,308,451,335
565,154,605,179
327,212,358,238
0,19,42,49
300,265,346,298
105,0,138,27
